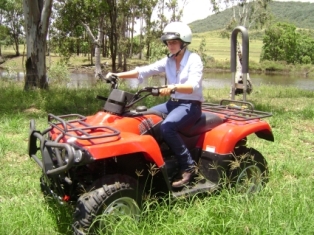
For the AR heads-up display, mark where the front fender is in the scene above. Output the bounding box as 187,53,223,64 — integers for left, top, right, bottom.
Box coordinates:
85,132,165,167
202,120,274,154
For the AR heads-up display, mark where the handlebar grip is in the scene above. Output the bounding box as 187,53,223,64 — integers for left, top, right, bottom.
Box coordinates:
106,74,118,83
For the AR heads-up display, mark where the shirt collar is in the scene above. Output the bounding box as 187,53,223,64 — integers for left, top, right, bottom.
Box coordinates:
180,49,190,67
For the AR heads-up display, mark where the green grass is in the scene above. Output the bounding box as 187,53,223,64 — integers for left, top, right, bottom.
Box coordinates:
0,81,314,234
190,31,263,63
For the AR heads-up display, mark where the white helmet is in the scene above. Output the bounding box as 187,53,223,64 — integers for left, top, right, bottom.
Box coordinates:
161,22,192,45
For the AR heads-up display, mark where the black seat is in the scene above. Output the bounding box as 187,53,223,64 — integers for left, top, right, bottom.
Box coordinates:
180,112,224,137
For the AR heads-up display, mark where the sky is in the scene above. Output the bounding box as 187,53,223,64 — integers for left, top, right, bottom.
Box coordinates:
180,0,212,24
179,0,314,24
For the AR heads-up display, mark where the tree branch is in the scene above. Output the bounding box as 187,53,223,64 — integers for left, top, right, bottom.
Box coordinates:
82,22,98,45
40,0,53,36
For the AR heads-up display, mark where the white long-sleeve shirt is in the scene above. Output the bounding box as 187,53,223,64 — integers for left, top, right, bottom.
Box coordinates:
136,49,204,102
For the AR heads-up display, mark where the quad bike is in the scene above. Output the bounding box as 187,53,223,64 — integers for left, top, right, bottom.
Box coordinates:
28,74,274,234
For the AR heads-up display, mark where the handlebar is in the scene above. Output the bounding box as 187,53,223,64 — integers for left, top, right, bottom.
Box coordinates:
97,73,119,89
98,72,176,112
98,72,173,94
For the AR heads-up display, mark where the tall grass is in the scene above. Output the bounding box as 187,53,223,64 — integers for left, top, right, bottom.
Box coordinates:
0,81,314,234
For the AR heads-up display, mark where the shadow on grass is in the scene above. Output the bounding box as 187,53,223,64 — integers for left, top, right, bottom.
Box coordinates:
44,196,74,235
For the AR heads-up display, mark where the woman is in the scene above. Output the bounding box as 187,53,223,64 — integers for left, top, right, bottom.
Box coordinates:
106,22,204,187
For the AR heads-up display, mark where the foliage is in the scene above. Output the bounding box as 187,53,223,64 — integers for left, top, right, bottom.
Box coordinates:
0,0,24,56
192,38,212,67
211,0,272,39
47,62,71,86
190,1,314,33
269,1,314,30
0,25,11,49
261,22,314,65
295,31,314,65
148,41,167,63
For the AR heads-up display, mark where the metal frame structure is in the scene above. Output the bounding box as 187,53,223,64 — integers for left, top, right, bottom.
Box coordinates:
230,26,249,101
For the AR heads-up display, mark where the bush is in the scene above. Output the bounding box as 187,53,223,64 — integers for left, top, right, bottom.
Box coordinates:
47,62,70,85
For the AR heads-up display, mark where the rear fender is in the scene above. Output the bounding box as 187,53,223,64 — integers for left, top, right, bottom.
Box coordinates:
86,132,165,167
202,121,274,154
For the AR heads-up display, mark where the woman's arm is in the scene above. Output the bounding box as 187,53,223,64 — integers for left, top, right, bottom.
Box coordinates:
107,69,139,79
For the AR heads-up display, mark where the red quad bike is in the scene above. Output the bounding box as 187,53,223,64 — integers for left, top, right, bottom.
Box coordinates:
28,24,272,235
28,74,274,234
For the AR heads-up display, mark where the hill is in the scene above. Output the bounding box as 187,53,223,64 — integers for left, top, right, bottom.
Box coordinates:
189,1,314,33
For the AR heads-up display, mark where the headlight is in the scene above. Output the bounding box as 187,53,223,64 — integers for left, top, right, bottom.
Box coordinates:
74,149,83,163
61,147,83,163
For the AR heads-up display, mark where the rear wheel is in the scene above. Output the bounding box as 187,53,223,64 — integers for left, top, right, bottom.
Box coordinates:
72,174,142,235
229,147,268,194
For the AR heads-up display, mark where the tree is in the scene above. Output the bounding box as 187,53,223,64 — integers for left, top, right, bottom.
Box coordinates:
0,25,10,56
23,0,53,90
261,22,314,65
210,0,272,38
62,0,108,76
295,30,314,65
0,0,24,56
261,22,298,63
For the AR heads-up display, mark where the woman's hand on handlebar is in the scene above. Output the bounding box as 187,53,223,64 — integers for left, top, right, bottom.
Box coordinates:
104,72,118,83
105,72,114,79
159,85,176,96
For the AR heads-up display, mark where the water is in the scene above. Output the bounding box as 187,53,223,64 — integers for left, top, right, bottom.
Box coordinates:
1,69,314,90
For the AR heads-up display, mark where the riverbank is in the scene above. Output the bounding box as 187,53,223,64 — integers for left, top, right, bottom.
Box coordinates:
1,46,314,78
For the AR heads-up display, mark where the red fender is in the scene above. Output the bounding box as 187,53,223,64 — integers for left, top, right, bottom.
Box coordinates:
202,120,273,154
85,132,165,167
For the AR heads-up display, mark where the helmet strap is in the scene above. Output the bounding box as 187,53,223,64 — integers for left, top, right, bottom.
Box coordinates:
167,43,187,58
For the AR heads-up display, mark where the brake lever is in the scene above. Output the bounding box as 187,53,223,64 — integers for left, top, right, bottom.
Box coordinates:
142,86,162,96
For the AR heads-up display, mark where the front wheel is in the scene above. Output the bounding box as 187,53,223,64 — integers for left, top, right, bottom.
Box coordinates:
73,174,142,235
229,147,268,194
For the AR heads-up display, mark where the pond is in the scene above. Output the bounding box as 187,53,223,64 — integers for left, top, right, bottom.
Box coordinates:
1,69,314,90
64,71,314,90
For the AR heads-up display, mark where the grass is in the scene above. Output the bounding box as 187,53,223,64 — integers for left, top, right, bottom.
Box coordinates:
0,80,314,234
190,31,263,63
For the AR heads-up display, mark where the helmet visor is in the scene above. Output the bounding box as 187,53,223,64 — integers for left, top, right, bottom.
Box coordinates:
161,32,181,43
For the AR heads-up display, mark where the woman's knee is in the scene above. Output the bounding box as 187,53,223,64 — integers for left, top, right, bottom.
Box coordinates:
160,122,176,136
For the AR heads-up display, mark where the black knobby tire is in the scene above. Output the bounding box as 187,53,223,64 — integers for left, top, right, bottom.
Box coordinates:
229,146,268,194
72,174,142,235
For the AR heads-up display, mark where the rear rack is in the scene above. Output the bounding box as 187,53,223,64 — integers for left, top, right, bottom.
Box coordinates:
202,99,272,121
48,113,120,140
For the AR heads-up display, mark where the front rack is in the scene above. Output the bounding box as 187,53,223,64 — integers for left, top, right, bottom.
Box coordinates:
202,99,272,121
48,113,120,141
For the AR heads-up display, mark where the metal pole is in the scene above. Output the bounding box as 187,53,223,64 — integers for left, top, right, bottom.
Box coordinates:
230,26,249,101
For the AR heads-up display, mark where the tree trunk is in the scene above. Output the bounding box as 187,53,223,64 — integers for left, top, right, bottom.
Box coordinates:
146,41,150,60
123,53,127,71
139,17,143,60
82,14,104,77
14,35,20,56
23,0,52,90
107,0,117,72
95,16,104,76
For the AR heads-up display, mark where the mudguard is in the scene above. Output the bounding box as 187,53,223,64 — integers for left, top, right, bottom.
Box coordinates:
201,120,274,154
85,132,165,167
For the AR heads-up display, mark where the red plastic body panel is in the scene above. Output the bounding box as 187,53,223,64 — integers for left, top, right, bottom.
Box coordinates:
85,132,165,167
49,111,165,167
202,119,272,154
85,111,162,135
